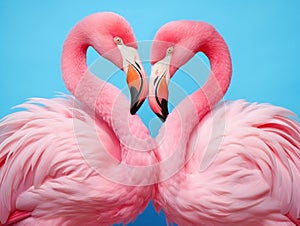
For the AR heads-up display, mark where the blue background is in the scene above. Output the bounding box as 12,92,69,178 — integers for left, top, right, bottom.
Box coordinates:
1,1,300,225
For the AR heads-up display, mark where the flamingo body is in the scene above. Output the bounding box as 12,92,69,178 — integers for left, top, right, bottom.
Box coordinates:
0,97,154,225
149,21,300,225
0,12,156,225
154,101,300,225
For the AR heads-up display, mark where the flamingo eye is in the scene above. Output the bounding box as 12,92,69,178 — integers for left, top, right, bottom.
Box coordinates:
114,37,123,45
166,46,174,55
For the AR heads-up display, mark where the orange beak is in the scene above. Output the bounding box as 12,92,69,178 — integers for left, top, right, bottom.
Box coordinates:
149,72,169,122
149,47,173,122
117,44,148,115
126,63,148,114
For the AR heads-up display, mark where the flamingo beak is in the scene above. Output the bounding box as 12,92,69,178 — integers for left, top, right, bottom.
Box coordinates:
126,62,148,114
149,62,170,122
118,45,148,114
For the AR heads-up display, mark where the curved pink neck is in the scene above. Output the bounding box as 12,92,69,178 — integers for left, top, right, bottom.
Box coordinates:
167,27,232,129
60,23,156,163
157,27,232,171
61,27,89,94
60,26,126,126
191,29,232,121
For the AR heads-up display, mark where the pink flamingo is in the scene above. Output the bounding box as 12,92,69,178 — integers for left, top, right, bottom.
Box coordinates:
149,21,300,225
0,12,157,225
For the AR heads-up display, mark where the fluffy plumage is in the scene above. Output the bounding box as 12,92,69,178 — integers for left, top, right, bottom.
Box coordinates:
149,20,300,225
0,12,157,225
0,97,155,225
154,101,300,225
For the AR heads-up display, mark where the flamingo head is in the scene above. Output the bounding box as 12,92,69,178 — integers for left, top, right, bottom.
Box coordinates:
149,20,210,121
86,12,148,114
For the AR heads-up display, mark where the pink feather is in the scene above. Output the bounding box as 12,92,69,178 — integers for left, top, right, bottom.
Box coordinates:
1,12,157,225
0,96,156,225
149,21,300,225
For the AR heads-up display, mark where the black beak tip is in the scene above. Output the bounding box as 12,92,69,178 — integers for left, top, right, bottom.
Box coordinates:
130,108,136,115
130,103,138,115
155,98,169,122
130,98,145,115
155,113,167,122
129,86,140,115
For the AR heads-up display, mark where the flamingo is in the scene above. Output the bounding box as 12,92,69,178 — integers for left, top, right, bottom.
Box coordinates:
148,20,300,225
0,12,158,225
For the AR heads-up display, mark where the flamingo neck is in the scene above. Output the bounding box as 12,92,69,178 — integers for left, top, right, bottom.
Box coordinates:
60,25,157,172
157,28,232,172
171,28,232,130
167,27,232,131
61,27,89,94
60,26,123,126
191,29,232,121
